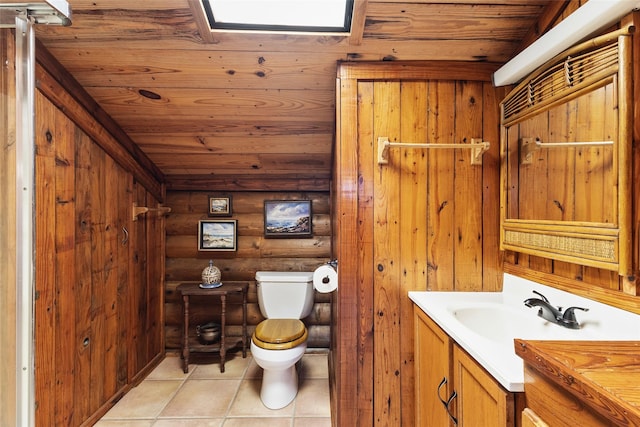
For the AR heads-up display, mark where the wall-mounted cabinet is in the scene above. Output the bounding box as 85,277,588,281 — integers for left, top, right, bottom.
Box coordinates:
500,28,634,275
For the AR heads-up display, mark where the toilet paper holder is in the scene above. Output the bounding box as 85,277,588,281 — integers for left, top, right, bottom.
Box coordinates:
314,260,339,293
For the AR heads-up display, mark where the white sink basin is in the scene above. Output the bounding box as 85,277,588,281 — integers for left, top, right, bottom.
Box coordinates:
409,274,640,392
449,303,604,346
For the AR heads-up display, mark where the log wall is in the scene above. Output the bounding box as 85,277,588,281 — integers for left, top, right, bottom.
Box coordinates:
164,190,332,351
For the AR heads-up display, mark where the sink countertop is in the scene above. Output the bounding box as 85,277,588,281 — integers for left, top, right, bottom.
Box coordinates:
409,273,640,392
515,339,640,425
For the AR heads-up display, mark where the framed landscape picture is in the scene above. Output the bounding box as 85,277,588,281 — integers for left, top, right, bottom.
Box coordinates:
198,220,237,251
208,195,232,216
264,200,312,238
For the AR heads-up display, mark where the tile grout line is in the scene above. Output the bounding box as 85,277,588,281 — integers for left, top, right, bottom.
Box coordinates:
222,355,253,421
152,363,196,422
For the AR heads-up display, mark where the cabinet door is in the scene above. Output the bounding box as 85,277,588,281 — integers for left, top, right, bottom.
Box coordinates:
453,345,514,427
414,306,453,427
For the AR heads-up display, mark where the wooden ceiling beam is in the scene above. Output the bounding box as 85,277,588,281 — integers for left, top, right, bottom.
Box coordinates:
349,0,368,46
165,175,331,192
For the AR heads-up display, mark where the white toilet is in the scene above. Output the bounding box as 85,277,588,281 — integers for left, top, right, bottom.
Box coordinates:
251,271,315,409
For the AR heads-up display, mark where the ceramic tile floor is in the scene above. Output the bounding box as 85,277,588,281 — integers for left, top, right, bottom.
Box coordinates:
95,352,332,427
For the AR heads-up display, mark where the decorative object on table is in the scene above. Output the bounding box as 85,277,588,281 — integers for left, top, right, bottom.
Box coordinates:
200,259,222,288
208,195,232,217
264,200,312,238
196,322,221,344
198,219,237,251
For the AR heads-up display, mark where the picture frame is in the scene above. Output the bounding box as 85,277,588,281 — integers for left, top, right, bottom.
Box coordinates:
264,200,312,238
208,195,232,217
198,220,237,251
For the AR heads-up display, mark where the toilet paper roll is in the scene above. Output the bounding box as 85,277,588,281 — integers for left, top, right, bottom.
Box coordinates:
313,264,338,293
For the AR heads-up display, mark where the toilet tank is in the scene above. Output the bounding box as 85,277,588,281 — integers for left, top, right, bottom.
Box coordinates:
255,271,314,319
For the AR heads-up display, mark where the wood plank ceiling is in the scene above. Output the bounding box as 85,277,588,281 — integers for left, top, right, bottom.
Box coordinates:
34,0,558,190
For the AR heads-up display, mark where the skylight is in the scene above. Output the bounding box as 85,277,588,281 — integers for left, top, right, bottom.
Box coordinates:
200,0,354,34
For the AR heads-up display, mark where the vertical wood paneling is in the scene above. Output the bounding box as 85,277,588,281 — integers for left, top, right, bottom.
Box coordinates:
74,128,93,421
548,104,574,221
399,81,428,426
373,80,402,426
34,78,164,426
356,80,375,424
116,169,132,390
103,153,121,401
53,101,76,426
335,62,504,426
89,141,106,413
34,91,56,427
427,82,456,290
545,102,580,280
453,81,484,290
575,90,608,223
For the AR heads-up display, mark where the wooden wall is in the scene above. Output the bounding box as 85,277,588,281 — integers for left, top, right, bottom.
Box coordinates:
33,45,166,426
333,61,507,427
164,190,332,351
0,28,17,427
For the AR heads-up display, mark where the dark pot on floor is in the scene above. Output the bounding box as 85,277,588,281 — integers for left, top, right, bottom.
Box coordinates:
196,322,221,344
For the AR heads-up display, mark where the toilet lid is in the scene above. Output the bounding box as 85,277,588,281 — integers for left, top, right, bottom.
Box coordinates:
252,319,308,350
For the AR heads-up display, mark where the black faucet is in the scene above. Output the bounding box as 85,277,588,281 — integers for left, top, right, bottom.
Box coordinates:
523,291,589,329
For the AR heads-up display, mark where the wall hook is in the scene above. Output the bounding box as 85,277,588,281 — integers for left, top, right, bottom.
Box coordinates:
133,203,172,221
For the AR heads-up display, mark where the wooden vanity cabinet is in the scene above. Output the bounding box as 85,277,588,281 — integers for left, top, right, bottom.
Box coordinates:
522,364,615,426
514,339,640,427
414,306,518,426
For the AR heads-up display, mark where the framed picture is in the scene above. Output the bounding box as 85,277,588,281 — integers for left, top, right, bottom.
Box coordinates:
198,220,237,251
208,195,232,217
264,200,312,238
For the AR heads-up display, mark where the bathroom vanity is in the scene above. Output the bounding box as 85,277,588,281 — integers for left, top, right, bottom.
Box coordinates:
410,274,640,426
414,307,521,426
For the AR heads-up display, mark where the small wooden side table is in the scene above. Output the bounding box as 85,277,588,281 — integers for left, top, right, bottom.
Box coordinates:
178,281,248,373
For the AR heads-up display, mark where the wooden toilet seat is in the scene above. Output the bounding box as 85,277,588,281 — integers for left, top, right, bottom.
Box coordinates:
252,319,308,350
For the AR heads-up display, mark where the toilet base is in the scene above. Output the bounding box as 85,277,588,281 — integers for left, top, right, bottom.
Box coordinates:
259,364,299,409
250,327,307,410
